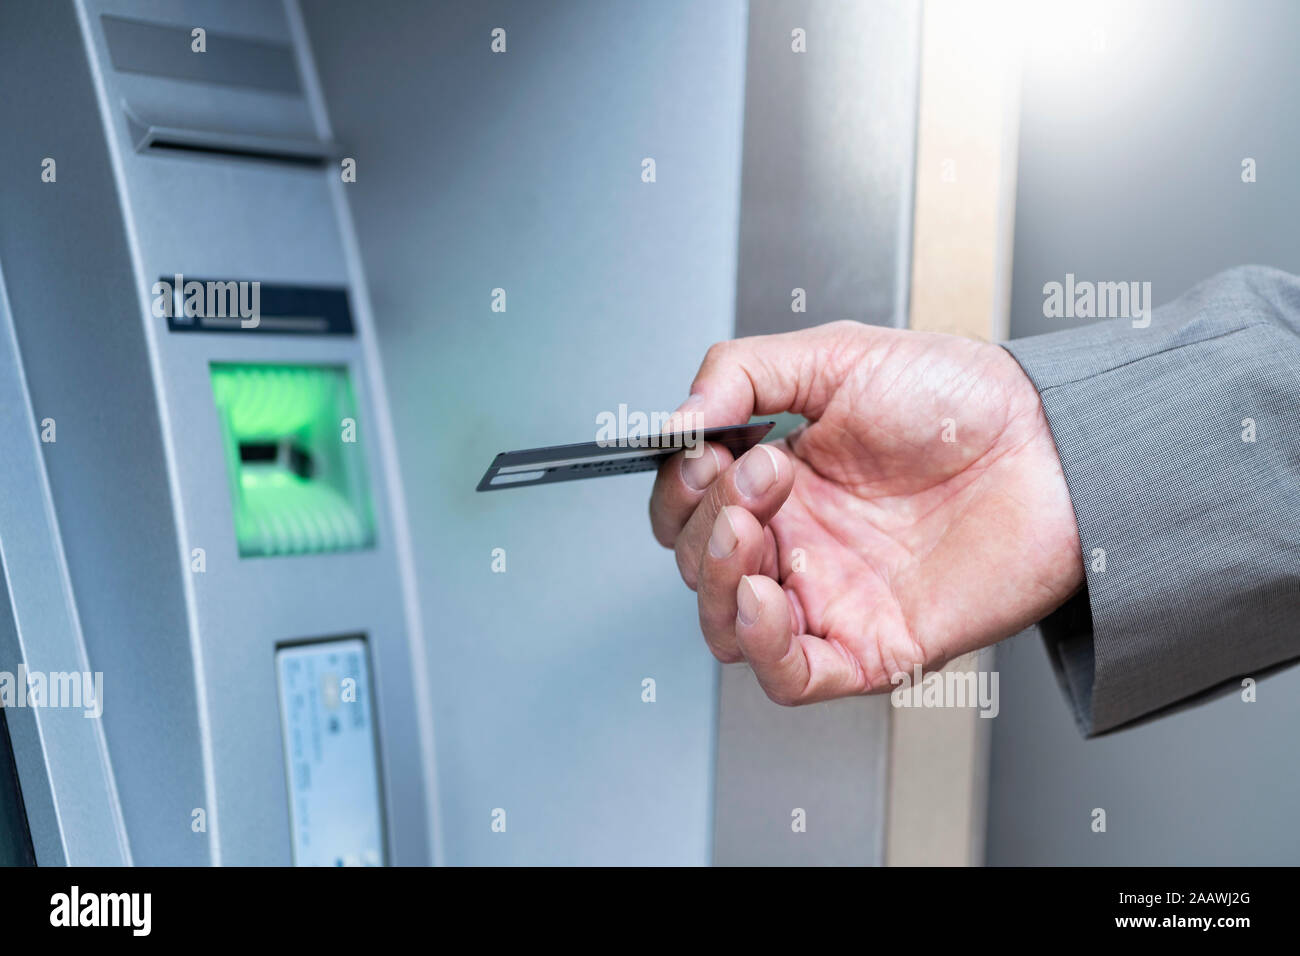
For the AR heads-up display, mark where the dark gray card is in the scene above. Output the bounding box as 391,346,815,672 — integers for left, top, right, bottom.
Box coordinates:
476,421,775,492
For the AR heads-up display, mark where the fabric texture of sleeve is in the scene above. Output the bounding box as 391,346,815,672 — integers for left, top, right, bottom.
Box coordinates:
1002,265,1300,736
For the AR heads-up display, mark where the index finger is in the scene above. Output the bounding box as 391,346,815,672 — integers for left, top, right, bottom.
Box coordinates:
683,322,875,428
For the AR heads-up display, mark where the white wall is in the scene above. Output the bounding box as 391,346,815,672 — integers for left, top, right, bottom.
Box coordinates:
992,0,1300,864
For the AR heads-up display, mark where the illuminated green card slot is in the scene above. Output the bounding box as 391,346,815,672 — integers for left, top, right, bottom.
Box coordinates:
211,364,375,557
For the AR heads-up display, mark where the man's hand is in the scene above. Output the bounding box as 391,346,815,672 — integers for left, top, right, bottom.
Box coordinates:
649,320,1085,706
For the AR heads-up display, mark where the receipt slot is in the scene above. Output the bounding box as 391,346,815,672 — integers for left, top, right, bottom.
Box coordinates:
0,1,436,865
277,639,385,867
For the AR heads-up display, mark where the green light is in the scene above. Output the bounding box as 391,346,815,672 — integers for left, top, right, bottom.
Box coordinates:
211,364,375,557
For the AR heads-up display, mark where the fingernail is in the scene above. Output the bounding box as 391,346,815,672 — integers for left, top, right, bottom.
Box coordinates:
737,576,761,626
708,508,739,559
736,445,778,498
680,444,718,491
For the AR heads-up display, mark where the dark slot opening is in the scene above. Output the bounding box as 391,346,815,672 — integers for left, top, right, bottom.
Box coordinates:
146,138,327,169
239,441,314,479
239,442,279,463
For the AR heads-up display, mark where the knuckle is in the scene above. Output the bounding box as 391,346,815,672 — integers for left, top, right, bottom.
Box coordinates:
824,318,862,336
703,339,734,364
705,636,743,664
702,476,730,517
763,682,799,707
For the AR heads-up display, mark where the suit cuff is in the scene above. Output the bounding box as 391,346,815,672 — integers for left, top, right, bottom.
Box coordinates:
1002,305,1297,735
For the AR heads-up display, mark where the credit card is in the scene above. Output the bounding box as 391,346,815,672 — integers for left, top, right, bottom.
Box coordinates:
476,421,775,492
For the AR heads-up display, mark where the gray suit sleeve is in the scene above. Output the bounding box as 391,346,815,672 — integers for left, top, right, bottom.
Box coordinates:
1002,265,1300,736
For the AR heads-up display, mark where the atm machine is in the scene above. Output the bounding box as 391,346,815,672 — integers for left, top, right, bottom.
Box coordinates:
0,0,437,864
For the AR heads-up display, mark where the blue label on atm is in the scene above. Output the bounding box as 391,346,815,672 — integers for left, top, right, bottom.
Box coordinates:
276,638,385,866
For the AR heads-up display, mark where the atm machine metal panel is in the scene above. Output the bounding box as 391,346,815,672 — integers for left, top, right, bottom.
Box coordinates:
0,266,131,867
0,0,437,864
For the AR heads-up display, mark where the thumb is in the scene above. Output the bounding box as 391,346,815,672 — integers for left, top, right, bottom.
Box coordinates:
668,321,877,429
